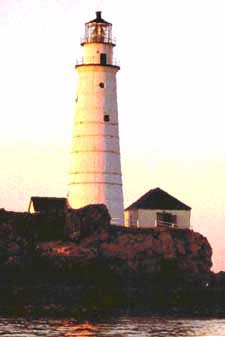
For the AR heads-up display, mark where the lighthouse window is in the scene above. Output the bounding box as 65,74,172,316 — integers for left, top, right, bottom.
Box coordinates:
100,53,107,65
99,82,104,88
104,115,110,122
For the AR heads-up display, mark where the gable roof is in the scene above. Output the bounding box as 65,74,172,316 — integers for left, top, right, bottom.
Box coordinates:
125,188,191,211
29,197,70,212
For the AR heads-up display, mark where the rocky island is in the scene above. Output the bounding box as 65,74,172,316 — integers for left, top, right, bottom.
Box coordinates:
0,205,224,317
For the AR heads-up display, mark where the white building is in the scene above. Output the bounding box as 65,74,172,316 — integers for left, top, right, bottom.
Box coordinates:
125,188,191,229
68,12,124,225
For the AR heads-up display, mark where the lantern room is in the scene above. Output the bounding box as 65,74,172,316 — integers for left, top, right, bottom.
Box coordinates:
81,11,115,45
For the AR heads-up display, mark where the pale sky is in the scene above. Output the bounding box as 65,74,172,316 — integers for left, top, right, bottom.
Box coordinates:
0,0,224,271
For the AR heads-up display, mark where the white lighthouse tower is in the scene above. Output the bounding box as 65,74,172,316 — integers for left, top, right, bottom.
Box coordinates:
68,11,124,225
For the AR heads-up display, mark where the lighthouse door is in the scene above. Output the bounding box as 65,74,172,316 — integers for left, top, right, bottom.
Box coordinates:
100,53,107,65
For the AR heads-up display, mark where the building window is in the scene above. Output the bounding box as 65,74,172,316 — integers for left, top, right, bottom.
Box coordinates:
104,115,110,122
99,82,105,88
129,214,137,227
156,212,177,227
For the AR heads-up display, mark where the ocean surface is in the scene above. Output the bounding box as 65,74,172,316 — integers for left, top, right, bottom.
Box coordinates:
0,317,225,337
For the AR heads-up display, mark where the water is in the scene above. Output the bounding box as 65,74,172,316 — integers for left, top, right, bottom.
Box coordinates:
0,317,225,336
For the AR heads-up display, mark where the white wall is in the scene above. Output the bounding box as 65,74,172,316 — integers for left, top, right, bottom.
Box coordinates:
124,209,138,227
68,45,124,225
83,43,114,64
125,209,191,229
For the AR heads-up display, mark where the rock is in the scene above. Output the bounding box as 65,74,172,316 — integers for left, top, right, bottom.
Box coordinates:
0,205,220,316
152,237,162,255
0,206,212,276
7,242,21,255
65,204,111,239
159,229,176,259
175,239,186,255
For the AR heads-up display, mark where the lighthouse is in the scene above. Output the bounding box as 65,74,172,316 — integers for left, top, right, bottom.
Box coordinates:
68,11,124,225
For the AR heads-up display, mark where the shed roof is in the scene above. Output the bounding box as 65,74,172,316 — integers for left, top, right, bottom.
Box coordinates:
30,197,70,212
125,188,191,211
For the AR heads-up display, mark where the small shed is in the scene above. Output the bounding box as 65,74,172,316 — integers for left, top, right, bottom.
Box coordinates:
28,197,70,215
124,188,191,229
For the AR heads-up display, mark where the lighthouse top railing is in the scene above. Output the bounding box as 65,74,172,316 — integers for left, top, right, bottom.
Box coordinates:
80,36,116,45
76,57,120,67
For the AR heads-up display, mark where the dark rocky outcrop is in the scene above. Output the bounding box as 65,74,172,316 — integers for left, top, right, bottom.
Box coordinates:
65,204,110,239
0,205,223,317
0,206,212,274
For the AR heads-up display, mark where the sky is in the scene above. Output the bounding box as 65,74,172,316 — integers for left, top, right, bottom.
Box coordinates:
0,0,224,272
